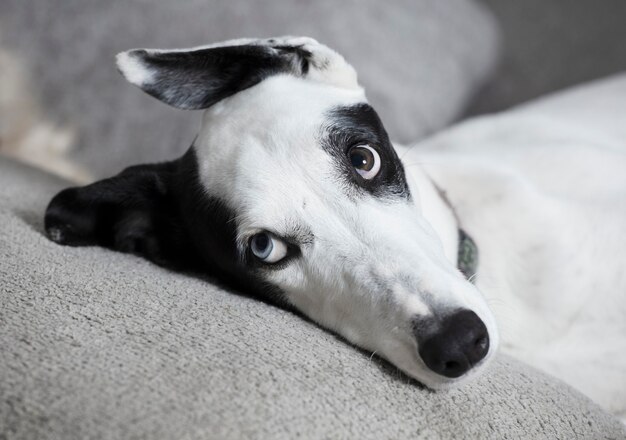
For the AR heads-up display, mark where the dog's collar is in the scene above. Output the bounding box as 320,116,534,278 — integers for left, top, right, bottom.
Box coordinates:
457,229,478,282
426,177,479,282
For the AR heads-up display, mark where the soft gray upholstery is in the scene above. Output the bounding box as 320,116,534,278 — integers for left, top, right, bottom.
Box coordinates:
470,0,626,114
2,1,625,438
0,0,498,177
1,157,625,439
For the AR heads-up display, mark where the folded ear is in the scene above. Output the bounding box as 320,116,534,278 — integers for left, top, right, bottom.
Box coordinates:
44,160,200,271
115,36,359,110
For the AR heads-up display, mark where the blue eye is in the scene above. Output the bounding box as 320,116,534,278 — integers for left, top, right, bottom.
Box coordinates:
251,233,273,259
250,232,288,264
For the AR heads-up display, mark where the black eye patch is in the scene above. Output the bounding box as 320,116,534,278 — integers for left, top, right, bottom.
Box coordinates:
322,103,410,200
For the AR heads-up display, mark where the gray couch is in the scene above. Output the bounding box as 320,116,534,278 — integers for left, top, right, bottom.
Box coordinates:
1,157,624,439
1,1,625,438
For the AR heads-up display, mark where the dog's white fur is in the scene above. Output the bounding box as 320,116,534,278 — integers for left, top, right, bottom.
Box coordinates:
117,37,500,388
21,33,623,416
180,41,500,389
398,74,626,417
197,78,499,387
115,37,626,415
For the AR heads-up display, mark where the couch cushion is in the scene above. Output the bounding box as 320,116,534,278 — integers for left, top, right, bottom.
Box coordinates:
0,0,498,177
469,0,626,115
1,157,624,439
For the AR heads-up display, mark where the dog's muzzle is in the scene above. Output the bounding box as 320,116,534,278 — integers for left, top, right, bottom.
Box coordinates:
415,309,490,378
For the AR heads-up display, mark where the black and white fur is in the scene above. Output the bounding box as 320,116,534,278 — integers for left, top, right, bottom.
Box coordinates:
47,37,624,411
46,37,496,390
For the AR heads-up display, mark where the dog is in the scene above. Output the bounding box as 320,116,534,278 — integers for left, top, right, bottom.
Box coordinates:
44,37,626,417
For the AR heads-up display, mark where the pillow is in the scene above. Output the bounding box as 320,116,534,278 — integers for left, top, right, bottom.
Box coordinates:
0,0,498,177
1,156,623,439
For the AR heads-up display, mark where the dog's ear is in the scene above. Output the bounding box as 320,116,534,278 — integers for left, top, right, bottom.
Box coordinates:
115,36,359,110
44,160,200,271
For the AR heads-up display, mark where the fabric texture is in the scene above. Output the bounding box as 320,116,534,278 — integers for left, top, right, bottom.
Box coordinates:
0,0,498,177
1,157,624,439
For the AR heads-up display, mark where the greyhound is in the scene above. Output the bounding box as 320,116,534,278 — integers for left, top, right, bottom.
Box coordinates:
44,37,626,416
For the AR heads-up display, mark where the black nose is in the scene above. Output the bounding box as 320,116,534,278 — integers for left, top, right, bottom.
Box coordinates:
417,310,489,378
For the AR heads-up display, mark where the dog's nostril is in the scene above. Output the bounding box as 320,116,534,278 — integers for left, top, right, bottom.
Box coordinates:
416,310,490,379
444,360,460,370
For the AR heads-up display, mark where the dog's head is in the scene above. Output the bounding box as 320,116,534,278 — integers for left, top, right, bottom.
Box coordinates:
46,37,498,388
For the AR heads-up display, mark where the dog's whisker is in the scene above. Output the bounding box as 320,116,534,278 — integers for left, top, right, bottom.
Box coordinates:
399,143,419,161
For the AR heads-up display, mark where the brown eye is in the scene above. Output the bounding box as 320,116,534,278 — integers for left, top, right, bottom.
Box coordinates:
349,145,381,179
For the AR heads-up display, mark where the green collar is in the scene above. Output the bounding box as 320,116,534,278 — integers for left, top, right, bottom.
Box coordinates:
457,228,479,282
427,178,479,282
